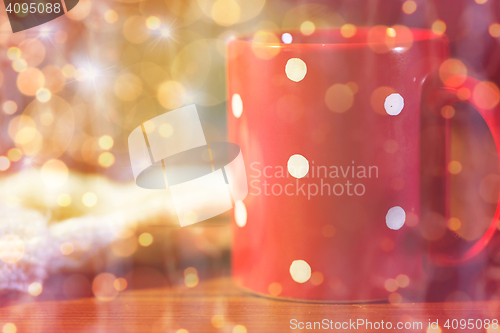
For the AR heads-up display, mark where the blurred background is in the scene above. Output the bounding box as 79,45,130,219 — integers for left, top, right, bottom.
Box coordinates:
1,0,500,305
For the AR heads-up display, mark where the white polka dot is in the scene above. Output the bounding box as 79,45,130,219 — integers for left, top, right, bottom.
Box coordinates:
234,200,247,227
287,154,309,179
386,206,406,230
290,260,311,283
282,33,293,44
232,94,243,118
384,93,404,115
285,58,307,82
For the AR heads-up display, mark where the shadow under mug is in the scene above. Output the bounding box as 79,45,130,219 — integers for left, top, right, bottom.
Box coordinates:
227,27,500,302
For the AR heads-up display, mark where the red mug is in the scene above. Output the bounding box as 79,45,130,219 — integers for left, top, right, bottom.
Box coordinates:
227,27,500,302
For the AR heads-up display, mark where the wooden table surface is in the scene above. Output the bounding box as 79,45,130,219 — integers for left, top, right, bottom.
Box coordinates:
1,276,499,333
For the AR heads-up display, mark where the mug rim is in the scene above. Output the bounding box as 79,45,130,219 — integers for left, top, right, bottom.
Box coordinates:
229,27,448,50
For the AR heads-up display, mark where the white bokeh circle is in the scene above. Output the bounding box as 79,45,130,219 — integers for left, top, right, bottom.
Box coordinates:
385,206,406,230
384,93,404,116
287,154,309,179
285,58,307,82
289,260,311,283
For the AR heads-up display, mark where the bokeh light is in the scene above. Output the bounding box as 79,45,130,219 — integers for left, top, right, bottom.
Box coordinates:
432,20,447,35
28,282,43,296
402,1,417,14
138,232,153,247
289,260,311,283
340,24,356,38
300,21,315,36
2,323,16,333
92,272,119,301
325,84,354,113
82,192,98,207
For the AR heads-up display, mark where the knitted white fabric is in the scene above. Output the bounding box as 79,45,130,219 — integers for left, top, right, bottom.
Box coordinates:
0,169,177,293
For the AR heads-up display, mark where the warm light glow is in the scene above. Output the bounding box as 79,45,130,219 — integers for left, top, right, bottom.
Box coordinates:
384,278,399,292
473,81,500,110
251,31,280,60
92,273,119,301
184,267,199,288
439,59,467,87
146,16,161,30
448,160,462,174
440,105,455,119
138,232,153,247
489,23,500,37
211,315,225,329
98,152,115,168
7,47,21,60
12,59,27,73
82,192,98,207
290,260,312,283
113,277,128,291
287,154,309,179
111,237,138,257
457,87,471,100
28,282,43,296
475,0,487,4
57,193,72,207
3,101,18,115
285,58,307,82
396,274,410,288
310,271,324,286
104,10,118,24
432,20,446,35
268,282,282,296
386,27,396,38
340,24,356,38
157,80,186,109
0,156,10,171
60,242,74,255
325,84,354,113
388,292,402,304
176,330,189,333
99,135,114,150
62,64,76,78
41,159,69,189
371,86,396,114
7,148,22,162
17,68,45,96
233,325,247,333
0,235,24,264
447,217,462,231
40,112,54,126
402,0,417,14
36,88,51,103
2,323,16,333
211,0,241,26
300,21,315,36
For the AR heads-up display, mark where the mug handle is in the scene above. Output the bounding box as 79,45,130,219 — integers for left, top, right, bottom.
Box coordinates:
423,74,500,266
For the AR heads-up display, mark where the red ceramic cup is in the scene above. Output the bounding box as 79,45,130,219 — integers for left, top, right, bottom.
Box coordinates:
227,27,500,302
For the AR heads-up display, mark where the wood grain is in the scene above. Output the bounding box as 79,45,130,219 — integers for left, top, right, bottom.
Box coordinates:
1,276,499,333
